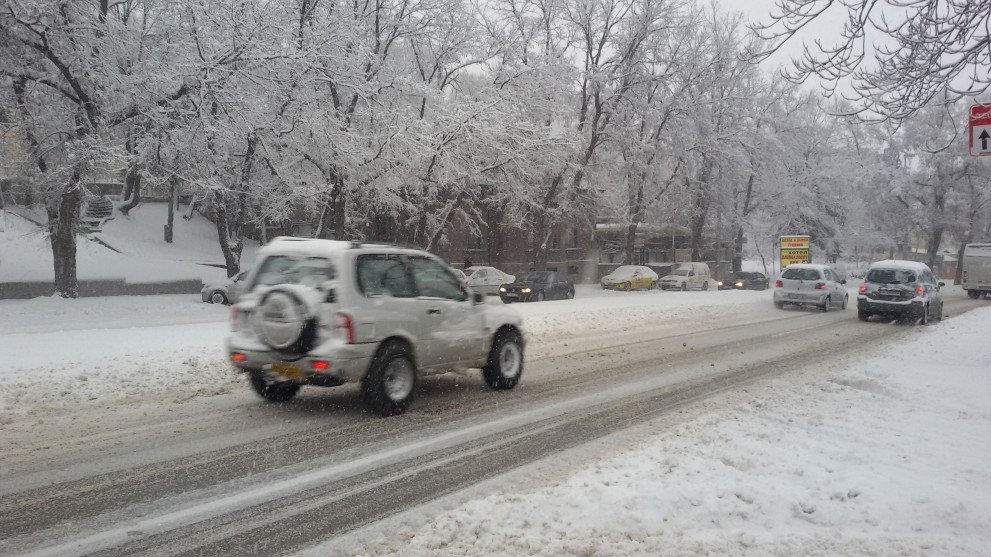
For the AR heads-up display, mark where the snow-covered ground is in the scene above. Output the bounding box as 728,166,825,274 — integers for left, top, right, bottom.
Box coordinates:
2,206,990,554
318,306,991,556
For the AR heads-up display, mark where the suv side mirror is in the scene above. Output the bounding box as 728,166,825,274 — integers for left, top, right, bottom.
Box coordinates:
841,279,847,285
472,292,485,305
938,281,945,288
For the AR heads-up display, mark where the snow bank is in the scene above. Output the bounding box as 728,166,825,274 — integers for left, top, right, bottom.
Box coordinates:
327,306,991,556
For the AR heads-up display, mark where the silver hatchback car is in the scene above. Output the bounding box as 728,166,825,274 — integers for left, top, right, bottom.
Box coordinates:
773,263,849,311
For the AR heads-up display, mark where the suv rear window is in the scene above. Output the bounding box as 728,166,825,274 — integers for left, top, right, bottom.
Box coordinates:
867,269,916,284
781,268,821,280
252,255,335,288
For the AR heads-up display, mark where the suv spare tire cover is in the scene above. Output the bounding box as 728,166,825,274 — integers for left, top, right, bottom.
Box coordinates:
256,288,313,351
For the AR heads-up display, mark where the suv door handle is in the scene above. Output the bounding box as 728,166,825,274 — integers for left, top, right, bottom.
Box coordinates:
427,308,441,315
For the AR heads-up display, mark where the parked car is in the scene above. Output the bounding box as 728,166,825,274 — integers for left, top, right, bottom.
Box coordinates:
717,271,769,291
499,271,575,303
600,265,658,290
452,267,469,289
857,260,944,324
201,270,248,305
773,263,848,311
227,237,525,416
658,262,712,291
961,243,991,299
464,265,515,295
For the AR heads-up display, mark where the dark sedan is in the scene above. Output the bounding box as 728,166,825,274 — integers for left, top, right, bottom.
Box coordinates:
717,271,769,291
498,271,575,303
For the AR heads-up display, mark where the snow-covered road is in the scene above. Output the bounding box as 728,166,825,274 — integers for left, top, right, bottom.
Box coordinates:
1,287,990,556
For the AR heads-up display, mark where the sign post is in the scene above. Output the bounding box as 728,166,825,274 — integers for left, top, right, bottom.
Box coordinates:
780,235,810,269
969,105,991,156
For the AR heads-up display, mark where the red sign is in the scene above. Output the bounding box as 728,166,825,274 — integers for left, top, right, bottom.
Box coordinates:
969,105,991,156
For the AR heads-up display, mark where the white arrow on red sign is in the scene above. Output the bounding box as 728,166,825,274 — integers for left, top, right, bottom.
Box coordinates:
969,105,991,156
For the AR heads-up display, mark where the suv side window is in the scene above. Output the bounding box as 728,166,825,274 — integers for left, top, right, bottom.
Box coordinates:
357,254,416,297
409,257,467,301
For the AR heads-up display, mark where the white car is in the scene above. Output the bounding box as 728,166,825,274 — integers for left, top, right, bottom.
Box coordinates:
773,263,848,311
201,270,248,305
464,265,515,295
658,262,712,291
227,238,525,416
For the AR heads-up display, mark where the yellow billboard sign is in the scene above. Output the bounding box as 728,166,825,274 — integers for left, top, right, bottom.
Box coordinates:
780,235,811,267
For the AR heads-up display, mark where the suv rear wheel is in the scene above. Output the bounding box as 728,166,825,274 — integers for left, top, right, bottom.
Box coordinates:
483,329,524,390
362,341,416,416
249,373,300,403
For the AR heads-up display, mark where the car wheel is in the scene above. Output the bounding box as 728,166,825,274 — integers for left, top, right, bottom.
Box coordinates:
624,281,631,291
820,296,831,312
483,329,524,390
362,341,416,416
968,290,979,299
702,280,709,291
567,288,575,299
858,310,870,321
920,304,930,325
841,294,848,310
536,291,545,302
774,301,784,309
936,301,943,321
209,290,228,305
680,283,687,292
249,373,300,403
649,281,657,290
501,297,513,304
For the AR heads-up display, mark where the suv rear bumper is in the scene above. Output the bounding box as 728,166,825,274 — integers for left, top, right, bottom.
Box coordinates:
857,296,924,317
227,337,374,383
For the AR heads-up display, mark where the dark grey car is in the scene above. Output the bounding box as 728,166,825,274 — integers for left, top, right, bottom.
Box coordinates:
857,260,944,324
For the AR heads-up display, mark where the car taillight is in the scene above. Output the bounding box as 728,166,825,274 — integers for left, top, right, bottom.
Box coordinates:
231,352,246,362
815,282,825,290
311,360,329,371
917,286,924,296
859,283,866,293
775,280,782,288
335,312,355,344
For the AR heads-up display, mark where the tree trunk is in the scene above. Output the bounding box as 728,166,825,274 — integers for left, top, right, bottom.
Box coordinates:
48,172,83,298
689,161,713,262
164,179,176,243
119,164,141,215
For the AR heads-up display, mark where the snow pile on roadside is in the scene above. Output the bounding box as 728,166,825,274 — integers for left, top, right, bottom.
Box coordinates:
338,307,991,556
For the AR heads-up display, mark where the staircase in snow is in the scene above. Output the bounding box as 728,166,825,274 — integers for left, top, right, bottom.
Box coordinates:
81,196,115,231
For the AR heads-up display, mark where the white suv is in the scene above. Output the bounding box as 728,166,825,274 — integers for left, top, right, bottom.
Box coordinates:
227,238,525,416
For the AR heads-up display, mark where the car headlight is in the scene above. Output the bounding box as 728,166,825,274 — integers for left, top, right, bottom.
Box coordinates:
735,282,744,287
717,281,724,287
522,288,531,293
499,287,506,292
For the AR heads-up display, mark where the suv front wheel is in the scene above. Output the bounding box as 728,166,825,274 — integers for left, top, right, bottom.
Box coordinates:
362,341,417,416
483,329,524,390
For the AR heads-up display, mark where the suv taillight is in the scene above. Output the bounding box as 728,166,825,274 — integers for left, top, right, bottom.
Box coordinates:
815,282,825,290
917,286,924,296
335,312,355,344
775,280,782,287
859,283,866,293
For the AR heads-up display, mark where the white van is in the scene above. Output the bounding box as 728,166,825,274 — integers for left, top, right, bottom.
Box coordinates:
659,262,712,291
962,243,991,299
